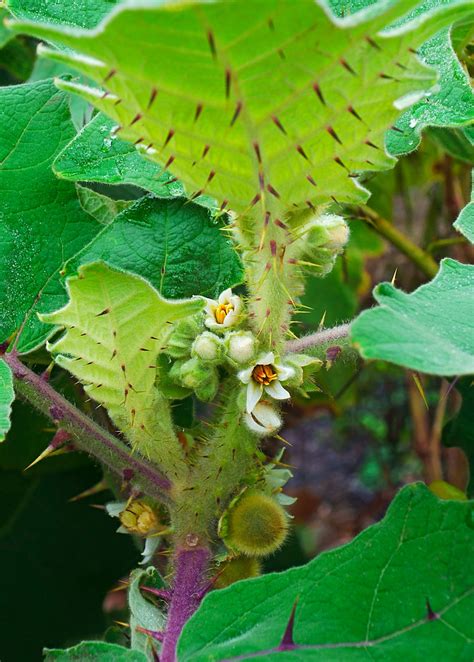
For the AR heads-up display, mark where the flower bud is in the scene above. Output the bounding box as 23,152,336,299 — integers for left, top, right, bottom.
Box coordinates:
173,357,219,402
225,330,257,364
244,401,282,436
316,214,350,249
119,500,161,536
214,557,261,589
284,354,323,386
222,491,288,557
192,332,222,362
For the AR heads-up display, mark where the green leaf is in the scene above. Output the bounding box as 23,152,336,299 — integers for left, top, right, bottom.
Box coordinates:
40,262,203,465
427,125,474,164
0,360,14,442
10,0,471,215
351,258,474,376
7,0,119,29
129,567,165,658
443,377,474,496
54,113,186,198
64,196,244,299
0,8,14,48
44,642,147,661
179,483,474,661
454,174,474,243
0,79,101,354
76,183,132,225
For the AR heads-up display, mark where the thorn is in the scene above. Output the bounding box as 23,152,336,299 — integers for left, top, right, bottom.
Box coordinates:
103,68,116,83
267,17,275,31
296,145,309,161
147,86,158,110
390,125,404,134
396,61,408,70
267,184,280,199
306,175,317,187
220,198,228,211
365,35,381,50
134,137,144,145
69,479,108,502
365,140,380,150
379,73,398,81
340,58,356,76
207,30,216,59
163,129,175,148
347,105,363,122
207,170,216,183
253,142,262,164
141,586,172,600
164,155,175,169
411,372,429,410
225,68,231,98
202,144,210,159
250,193,261,207
426,598,438,621
312,82,325,105
230,101,242,126
135,626,164,642
24,429,72,471
390,268,398,286
96,307,110,317
326,126,342,145
272,115,287,134
278,598,299,650
194,103,203,123
334,156,348,170
130,113,142,127
277,48,285,60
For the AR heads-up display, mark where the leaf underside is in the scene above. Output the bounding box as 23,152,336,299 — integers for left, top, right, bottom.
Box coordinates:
350,258,474,376
40,263,203,453
10,0,472,217
179,484,474,661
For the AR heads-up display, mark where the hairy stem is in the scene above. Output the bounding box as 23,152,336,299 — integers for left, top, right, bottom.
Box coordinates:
285,323,351,354
354,207,439,279
161,544,212,662
3,351,171,501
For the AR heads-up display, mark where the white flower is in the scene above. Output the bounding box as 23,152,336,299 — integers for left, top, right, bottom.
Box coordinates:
204,288,242,330
244,401,282,436
238,352,294,414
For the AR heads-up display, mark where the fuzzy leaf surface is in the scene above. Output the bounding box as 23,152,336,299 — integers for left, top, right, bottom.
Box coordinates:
54,113,186,198
179,484,474,661
129,567,165,658
0,360,14,442
41,262,203,462
10,0,472,215
44,642,147,661
6,0,119,29
64,196,243,299
350,259,474,375
76,184,131,226
0,79,100,353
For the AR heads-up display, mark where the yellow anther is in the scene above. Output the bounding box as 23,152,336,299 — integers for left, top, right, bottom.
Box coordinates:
252,364,277,386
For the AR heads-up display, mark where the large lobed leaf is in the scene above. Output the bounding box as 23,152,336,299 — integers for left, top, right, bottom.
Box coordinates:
350,259,474,376
0,79,101,354
64,195,243,299
41,262,203,464
9,0,473,217
179,483,474,661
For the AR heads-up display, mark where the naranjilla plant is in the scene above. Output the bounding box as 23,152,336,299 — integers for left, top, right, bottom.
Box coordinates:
0,0,473,660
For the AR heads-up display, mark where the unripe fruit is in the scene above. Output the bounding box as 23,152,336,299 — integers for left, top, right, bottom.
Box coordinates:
225,491,288,557
214,556,261,589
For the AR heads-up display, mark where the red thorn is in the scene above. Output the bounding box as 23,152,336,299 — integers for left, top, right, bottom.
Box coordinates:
365,140,380,150
164,155,175,169
306,200,315,210
163,129,175,148
220,198,228,210
366,35,381,50
135,626,164,642
130,113,142,127
312,82,325,105
103,68,116,83
278,598,299,650
147,86,158,110
207,30,216,58
390,125,404,134
306,174,317,187
253,141,262,164
272,115,287,135
270,240,277,257
202,144,210,159
426,598,438,621
264,211,271,225
230,101,242,126
250,193,261,207
379,72,398,81
267,184,280,199
334,156,347,170
347,105,363,122
326,125,342,145
296,145,309,161
340,58,356,76
207,170,216,183
194,103,203,122
225,68,231,98
258,170,265,190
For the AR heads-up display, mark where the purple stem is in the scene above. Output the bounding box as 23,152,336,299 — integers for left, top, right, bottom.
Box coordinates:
284,323,351,354
161,545,212,662
3,352,171,501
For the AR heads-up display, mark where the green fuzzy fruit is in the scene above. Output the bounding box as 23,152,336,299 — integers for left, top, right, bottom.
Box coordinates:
225,491,288,557
214,557,261,589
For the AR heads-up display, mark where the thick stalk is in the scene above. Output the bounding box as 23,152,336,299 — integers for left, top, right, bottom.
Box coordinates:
161,544,212,662
3,352,171,501
285,323,351,354
355,207,439,279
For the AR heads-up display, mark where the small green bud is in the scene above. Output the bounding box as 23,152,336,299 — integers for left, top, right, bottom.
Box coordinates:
316,214,350,249
164,315,203,359
225,330,257,365
192,331,223,363
222,490,289,557
174,357,219,402
284,354,323,386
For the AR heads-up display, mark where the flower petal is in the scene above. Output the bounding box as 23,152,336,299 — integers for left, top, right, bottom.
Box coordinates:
246,380,263,413
223,308,239,327
218,288,233,304
257,351,275,365
238,366,253,384
204,316,220,330
275,364,295,382
140,536,161,566
265,380,291,400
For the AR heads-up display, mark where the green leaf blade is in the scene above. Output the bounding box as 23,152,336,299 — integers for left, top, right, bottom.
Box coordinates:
179,484,474,661
0,360,14,442
10,0,470,214
44,641,147,661
64,196,243,299
0,79,101,354
350,259,474,376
